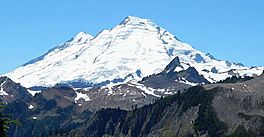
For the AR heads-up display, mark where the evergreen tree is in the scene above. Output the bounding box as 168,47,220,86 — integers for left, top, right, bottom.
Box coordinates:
0,103,20,137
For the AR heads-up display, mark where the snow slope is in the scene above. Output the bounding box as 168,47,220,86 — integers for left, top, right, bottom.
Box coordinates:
0,81,8,96
5,16,264,88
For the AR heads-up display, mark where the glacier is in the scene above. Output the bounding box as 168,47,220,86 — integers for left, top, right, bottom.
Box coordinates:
4,16,264,88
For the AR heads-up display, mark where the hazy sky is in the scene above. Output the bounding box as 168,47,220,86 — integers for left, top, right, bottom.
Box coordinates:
0,0,264,74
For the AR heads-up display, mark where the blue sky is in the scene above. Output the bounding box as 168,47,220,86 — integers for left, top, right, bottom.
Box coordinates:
0,0,264,74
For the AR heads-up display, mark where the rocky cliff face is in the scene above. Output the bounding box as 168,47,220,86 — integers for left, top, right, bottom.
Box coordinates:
0,76,32,104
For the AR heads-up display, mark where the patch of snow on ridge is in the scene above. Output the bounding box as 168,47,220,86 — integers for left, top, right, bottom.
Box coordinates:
177,78,198,86
129,81,160,97
27,90,41,96
75,91,90,102
0,81,8,96
28,105,34,109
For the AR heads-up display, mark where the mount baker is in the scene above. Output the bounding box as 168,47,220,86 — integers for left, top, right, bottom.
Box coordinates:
3,16,264,90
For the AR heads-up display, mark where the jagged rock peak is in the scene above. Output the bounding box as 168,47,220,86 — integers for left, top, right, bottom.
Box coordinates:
163,56,181,74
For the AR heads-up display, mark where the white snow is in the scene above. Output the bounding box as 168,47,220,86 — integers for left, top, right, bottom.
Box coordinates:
28,105,34,109
178,78,198,86
156,89,166,92
129,81,160,97
75,91,90,102
0,81,8,96
164,92,173,95
3,16,264,89
27,90,41,96
123,93,127,97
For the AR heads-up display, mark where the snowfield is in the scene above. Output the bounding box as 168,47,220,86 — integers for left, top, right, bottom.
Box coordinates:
4,16,264,88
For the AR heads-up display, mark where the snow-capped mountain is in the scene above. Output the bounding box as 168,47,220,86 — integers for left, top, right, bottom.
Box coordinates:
4,16,264,88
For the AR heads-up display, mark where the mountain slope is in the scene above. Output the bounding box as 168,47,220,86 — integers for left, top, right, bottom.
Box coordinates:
0,76,32,102
0,74,187,137
4,16,264,89
53,73,264,137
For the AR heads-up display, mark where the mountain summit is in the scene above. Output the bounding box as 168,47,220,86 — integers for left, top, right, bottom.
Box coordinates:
4,16,264,88
120,16,156,26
